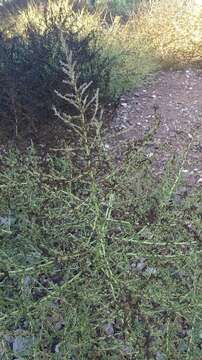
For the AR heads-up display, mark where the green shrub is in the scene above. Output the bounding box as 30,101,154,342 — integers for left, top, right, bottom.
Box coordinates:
0,23,113,138
0,0,159,142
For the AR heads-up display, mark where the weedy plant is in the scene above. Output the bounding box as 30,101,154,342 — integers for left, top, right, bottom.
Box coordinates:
53,35,103,157
0,40,202,359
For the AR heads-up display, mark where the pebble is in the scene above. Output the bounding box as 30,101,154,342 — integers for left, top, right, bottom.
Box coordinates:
177,340,188,353
23,275,32,288
55,320,65,331
145,267,157,275
12,336,34,354
182,169,189,173
0,216,10,225
55,343,61,353
172,193,183,205
0,215,16,226
122,345,133,355
120,124,128,129
103,322,114,336
104,143,110,151
132,258,147,272
4,335,14,350
156,351,166,360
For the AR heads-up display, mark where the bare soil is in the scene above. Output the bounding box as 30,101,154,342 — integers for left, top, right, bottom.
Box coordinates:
107,68,202,187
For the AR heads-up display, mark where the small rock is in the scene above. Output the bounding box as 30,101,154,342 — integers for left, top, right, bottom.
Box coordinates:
156,351,166,360
51,337,61,353
121,103,128,108
159,324,166,335
145,267,157,275
17,318,29,331
0,216,10,226
178,340,188,353
146,152,154,158
119,124,128,129
12,336,33,354
177,187,188,197
0,215,16,226
172,193,183,205
132,258,147,272
4,335,14,348
55,320,65,331
23,275,32,288
55,343,61,353
122,345,133,355
103,322,114,336
104,143,110,151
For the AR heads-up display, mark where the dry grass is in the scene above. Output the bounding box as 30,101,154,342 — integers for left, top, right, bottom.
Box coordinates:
13,0,101,36
135,0,202,66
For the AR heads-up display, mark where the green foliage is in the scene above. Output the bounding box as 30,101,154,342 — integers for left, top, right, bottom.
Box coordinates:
0,48,201,359
0,127,201,359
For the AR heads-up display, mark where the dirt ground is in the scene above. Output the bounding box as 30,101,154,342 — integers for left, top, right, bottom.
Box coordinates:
107,68,202,188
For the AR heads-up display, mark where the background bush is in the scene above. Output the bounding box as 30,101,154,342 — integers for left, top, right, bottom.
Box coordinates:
0,0,156,140
0,25,113,139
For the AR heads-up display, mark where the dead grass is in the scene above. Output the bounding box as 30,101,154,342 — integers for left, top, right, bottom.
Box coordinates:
135,0,202,66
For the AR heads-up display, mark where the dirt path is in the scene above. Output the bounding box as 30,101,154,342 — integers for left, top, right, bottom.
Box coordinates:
107,68,202,187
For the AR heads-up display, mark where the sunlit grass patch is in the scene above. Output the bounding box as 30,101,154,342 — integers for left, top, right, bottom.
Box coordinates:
135,0,202,66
